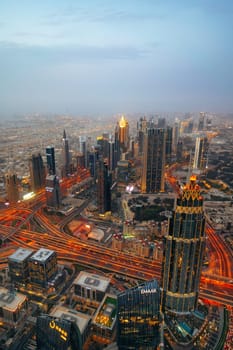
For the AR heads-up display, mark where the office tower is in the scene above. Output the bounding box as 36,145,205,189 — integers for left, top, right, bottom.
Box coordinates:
61,130,70,177
46,146,56,175
137,116,147,155
88,151,98,178
172,119,180,153
117,279,160,349
79,136,88,168
76,153,85,169
198,112,205,131
165,126,173,164
193,136,209,172
158,117,166,128
97,160,111,214
36,314,83,350
0,287,28,327
8,248,34,287
28,248,58,288
29,153,46,191
176,139,183,162
141,128,166,193
108,141,116,171
161,176,206,314
5,173,19,203
45,175,61,209
115,115,129,153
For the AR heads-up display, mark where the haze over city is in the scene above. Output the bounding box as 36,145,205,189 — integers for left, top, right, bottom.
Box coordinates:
1,0,233,119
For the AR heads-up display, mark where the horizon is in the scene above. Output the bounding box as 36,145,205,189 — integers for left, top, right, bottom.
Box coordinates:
1,0,233,118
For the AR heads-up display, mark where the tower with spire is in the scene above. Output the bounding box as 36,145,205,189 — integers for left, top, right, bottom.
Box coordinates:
61,130,70,178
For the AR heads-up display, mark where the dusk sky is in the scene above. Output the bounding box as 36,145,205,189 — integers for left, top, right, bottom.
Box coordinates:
0,0,233,118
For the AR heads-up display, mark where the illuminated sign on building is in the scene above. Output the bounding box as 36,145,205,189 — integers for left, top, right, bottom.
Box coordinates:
140,288,157,295
49,319,68,341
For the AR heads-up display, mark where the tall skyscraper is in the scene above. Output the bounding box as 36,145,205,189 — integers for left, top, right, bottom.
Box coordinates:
137,116,147,156
45,175,61,209
61,130,70,177
117,279,160,349
161,176,206,314
165,126,173,164
29,153,46,191
193,136,209,172
115,115,129,153
198,112,205,131
97,160,111,214
141,128,166,193
46,146,56,175
5,173,19,203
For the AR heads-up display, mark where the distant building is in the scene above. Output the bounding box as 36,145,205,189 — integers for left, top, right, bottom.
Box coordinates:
45,174,61,209
158,117,166,128
61,130,70,177
198,112,205,131
117,279,160,349
115,115,129,154
193,136,209,172
46,146,56,175
8,248,34,287
137,117,147,156
29,153,46,191
28,248,58,289
141,128,166,193
165,126,173,164
97,160,111,214
5,173,19,203
161,176,206,314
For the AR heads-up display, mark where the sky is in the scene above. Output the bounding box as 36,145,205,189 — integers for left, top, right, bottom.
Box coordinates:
0,0,233,118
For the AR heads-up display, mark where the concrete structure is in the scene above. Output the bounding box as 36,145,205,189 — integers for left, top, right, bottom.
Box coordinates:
8,248,34,286
0,287,28,326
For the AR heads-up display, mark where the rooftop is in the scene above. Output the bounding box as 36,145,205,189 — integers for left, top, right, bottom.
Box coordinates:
0,287,27,312
30,248,55,262
73,271,110,293
50,305,91,334
8,247,34,263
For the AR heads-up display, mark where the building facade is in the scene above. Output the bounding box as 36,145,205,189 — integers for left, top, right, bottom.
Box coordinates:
45,174,61,209
5,173,19,203
161,176,206,314
97,160,111,214
46,146,56,175
117,279,160,349
141,128,166,193
29,153,46,191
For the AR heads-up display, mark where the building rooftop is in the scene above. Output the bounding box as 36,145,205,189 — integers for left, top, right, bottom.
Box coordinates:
0,287,27,312
30,248,55,262
8,247,34,263
50,305,91,335
92,294,117,330
73,271,110,293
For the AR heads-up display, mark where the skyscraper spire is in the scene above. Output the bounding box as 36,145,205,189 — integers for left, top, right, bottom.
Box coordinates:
63,129,66,140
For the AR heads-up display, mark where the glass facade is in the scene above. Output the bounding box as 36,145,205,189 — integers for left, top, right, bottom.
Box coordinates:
117,279,160,349
162,176,206,314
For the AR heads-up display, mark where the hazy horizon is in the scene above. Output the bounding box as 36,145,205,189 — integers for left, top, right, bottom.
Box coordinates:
1,0,233,119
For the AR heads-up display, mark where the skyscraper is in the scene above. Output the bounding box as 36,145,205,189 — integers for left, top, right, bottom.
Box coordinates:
165,126,173,165
161,176,206,314
141,128,166,193
97,160,111,214
115,115,129,153
193,136,209,172
61,130,70,177
117,279,160,349
46,146,56,175
5,173,19,203
29,153,46,191
45,175,61,209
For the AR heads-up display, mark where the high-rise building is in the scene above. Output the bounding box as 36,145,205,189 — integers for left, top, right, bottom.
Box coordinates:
97,160,111,214
141,128,166,193
29,153,46,191
8,248,34,287
137,116,147,156
46,146,56,175
5,173,19,203
45,175,61,209
161,176,206,314
158,117,166,128
61,130,70,177
115,115,129,153
117,279,160,349
193,136,209,172
198,112,205,131
165,126,173,164
28,248,58,288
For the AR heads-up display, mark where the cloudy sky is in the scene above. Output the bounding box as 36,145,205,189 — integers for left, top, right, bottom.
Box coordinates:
0,0,233,118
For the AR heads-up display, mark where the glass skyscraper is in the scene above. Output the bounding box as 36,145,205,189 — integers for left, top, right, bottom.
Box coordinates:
161,176,206,314
117,279,160,349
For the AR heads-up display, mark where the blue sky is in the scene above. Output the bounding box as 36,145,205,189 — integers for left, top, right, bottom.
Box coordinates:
0,0,233,118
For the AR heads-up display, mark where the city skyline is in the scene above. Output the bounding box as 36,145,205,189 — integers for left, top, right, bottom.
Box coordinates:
1,0,233,119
